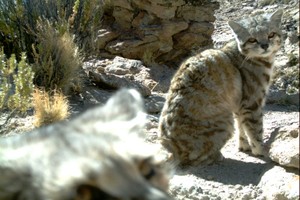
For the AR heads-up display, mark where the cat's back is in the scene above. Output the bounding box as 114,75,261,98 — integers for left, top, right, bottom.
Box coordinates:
166,41,242,116
158,42,243,165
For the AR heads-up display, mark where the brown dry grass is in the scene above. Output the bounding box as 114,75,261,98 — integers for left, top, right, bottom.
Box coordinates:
33,19,82,95
33,88,70,127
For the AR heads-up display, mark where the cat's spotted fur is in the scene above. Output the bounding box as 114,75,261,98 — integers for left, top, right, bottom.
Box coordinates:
159,9,283,166
0,89,171,200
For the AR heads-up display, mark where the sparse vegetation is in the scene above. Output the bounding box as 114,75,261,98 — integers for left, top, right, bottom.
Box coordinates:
0,0,104,59
0,0,105,129
0,49,34,114
33,88,70,127
70,0,105,53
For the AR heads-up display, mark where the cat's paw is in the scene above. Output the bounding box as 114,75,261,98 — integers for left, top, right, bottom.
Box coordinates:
238,146,251,152
251,143,269,157
238,140,251,152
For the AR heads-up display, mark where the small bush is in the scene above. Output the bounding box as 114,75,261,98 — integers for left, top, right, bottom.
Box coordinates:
0,49,34,113
32,20,82,94
33,88,70,127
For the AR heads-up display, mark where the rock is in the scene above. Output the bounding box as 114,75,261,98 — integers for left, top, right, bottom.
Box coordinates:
144,64,175,93
88,71,151,97
267,89,299,106
145,114,159,130
84,55,176,93
84,56,160,96
132,0,178,20
112,7,134,29
268,125,299,169
144,94,165,114
105,36,159,58
95,0,219,65
105,56,143,75
95,29,119,49
111,0,133,10
259,166,299,200
174,31,209,50
177,3,218,22
158,21,189,42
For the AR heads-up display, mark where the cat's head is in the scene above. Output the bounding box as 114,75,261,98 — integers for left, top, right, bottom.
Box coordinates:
74,88,172,200
228,9,283,59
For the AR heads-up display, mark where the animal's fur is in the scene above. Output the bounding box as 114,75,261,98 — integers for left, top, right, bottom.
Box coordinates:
159,10,283,166
0,89,171,200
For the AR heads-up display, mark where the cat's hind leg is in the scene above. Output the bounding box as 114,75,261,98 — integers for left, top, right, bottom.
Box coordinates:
181,113,234,166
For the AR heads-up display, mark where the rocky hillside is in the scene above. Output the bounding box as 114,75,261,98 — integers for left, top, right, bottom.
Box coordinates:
0,0,299,199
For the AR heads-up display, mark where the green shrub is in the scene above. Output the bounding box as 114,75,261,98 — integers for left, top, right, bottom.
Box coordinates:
0,49,34,113
32,20,82,94
0,0,29,60
69,0,104,53
0,0,104,59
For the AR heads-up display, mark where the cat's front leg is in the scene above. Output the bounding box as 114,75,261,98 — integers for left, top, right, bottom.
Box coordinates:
238,106,266,156
236,117,251,152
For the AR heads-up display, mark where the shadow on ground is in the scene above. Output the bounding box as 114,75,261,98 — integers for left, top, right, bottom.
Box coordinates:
186,158,274,186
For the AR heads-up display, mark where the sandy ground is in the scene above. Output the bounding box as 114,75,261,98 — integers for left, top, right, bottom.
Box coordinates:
143,102,299,199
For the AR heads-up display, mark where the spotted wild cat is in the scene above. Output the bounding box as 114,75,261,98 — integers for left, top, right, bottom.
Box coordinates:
159,9,283,166
0,89,171,200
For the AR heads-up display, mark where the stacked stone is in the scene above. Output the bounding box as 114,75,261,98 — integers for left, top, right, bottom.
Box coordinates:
95,0,219,65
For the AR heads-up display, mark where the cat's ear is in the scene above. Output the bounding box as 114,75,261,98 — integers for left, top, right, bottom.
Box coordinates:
228,21,250,42
104,88,145,122
270,9,283,25
96,88,146,137
75,88,146,137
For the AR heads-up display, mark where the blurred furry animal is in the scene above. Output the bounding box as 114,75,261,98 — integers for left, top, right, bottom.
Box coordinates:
0,89,171,200
159,9,283,166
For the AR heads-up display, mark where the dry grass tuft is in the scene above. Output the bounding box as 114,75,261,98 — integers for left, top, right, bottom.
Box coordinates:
33,88,70,127
33,19,82,95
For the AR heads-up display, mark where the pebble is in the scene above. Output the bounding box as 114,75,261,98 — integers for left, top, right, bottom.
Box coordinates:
235,184,243,190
